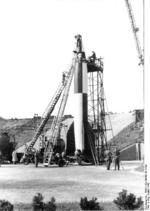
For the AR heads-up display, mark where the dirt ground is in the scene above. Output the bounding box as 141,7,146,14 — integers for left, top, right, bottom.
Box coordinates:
0,161,144,204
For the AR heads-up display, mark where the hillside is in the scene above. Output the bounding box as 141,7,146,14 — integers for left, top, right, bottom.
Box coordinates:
109,120,144,150
0,115,72,149
0,111,141,151
106,112,135,141
0,117,7,128
0,117,37,148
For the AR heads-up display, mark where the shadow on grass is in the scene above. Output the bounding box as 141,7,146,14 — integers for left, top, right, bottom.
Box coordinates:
15,201,119,211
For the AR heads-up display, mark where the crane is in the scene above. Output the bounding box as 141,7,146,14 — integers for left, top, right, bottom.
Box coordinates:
24,61,75,158
25,80,67,154
43,57,76,166
124,0,144,65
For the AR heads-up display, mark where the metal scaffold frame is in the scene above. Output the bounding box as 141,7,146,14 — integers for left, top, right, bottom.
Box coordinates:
88,58,108,163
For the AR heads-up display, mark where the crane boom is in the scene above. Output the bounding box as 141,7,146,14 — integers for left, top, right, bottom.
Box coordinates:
124,0,144,65
25,73,70,154
43,57,76,165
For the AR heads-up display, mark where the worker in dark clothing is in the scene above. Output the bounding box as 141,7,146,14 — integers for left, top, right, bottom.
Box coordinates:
89,51,96,63
114,148,120,170
54,152,60,165
106,151,112,170
0,151,2,167
74,34,82,53
58,153,66,167
62,72,66,84
75,149,82,165
34,150,39,167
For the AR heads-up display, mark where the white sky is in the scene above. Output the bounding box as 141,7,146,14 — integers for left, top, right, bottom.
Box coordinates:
0,0,144,119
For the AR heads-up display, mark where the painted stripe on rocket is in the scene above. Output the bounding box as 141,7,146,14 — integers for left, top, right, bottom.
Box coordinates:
74,62,88,94
74,62,82,93
82,93,88,122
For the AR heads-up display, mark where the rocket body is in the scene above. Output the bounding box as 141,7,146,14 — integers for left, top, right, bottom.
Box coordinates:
74,51,88,152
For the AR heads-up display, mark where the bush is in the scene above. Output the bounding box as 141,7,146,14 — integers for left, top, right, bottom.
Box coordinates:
0,199,13,211
44,197,56,211
32,193,44,211
80,197,103,210
32,193,56,211
113,189,143,210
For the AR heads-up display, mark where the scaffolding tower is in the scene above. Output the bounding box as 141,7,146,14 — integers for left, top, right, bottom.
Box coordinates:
87,58,108,163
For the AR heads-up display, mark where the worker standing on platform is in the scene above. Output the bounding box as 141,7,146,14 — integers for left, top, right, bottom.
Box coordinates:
89,51,96,63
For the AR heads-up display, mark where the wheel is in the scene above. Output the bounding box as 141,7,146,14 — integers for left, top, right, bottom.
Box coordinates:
24,159,29,165
58,159,65,167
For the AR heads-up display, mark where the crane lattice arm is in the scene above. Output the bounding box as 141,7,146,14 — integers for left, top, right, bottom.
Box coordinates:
43,57,76,165
26,71,71,154
124,0,144,65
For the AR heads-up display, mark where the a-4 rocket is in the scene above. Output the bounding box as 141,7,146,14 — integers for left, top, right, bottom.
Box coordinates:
74,35,88,153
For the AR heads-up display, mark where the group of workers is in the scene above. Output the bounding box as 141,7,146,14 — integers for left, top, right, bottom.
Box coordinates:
74,148,121,170
10,146,121,170
34,149,69,168
106,148,121,170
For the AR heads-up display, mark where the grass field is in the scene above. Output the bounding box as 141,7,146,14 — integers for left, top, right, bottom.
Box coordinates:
14,201,120,211
0,161,144,210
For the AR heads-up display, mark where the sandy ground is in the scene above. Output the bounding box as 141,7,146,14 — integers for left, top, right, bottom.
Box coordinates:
0,161,144,204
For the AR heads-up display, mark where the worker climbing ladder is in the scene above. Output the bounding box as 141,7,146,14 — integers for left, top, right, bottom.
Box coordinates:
43,57,76,166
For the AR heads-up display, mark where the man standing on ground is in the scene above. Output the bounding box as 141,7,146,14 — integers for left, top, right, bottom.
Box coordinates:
106,151,112,170
12,150,18,164
34,150,39,167
114,148,120,170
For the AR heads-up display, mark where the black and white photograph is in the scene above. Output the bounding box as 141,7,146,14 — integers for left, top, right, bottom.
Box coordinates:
0,0,148,210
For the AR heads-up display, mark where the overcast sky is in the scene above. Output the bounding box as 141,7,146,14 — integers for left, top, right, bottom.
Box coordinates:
0,0,143,119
